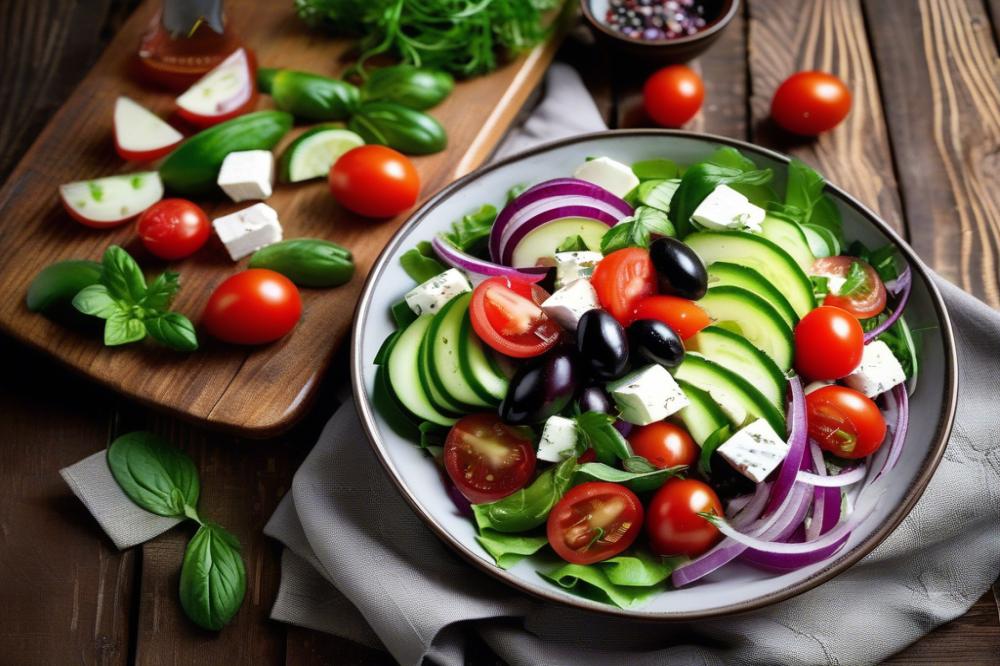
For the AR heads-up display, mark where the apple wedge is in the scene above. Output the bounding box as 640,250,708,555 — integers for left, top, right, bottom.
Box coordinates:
114,97,183,162
59,172,164,229
176,48,257,128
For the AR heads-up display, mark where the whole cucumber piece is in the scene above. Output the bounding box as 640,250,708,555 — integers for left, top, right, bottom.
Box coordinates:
348,102,447,155
361,65,454,110
159,111,293,195
26,259,102,313
248,239,354,287
270,70,361,121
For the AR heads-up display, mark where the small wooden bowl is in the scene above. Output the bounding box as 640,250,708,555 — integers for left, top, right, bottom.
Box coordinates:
581,0,740,63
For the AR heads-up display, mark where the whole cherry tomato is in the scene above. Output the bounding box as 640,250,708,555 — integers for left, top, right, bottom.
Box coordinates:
328,145,419,218
136,199,210,260
643,65,704,127
771,71,852,135
807,385,887,459
202,269,302,344
629,422,699,469
794,305,864,380
647,478,723,558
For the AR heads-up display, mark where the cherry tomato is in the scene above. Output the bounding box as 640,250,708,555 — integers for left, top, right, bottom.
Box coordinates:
806,385,887,459
647,478,723,557
643,65,704,128
546,482,644,565
771,71,852,135
591,248,657,325
328,145,419,218
628,422,698,469
202,269,302,345
631,294,710,340
794,305,864,380
135,199,210,260
443,413,536,504
812,256,887,319
469,276,560,358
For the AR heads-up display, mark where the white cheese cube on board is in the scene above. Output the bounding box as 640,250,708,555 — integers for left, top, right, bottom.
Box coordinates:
554,251,603,290
536,416,579,463
572,156,640,199
691,184,764,233
717,418,790,483
844,340,907,398
212,203,282,261
217,150,274,202
541,279,599,331
608,364,690,426
404,268,472,316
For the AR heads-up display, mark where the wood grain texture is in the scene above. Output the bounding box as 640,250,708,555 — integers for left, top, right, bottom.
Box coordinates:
863,0,1000,306
0,0,565,438
885,592,1000,664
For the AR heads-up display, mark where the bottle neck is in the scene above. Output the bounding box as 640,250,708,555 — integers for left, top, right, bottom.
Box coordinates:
161,0,225,36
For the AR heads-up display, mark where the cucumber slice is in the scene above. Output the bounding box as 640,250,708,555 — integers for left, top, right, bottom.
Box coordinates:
802,223,841,258
706,262,798,327
760,214,816,272
687,326,787,409
387,315,457,426
684,231,816,317
426,294,493,409
673,379,730,447
458,310,509,403
697,286,794,371
673,354,786,436
279,126,364,183
418,320,468,415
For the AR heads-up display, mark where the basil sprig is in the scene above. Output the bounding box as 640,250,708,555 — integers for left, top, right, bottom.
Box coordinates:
600,205,676,255
72,246,198,351
107,432,245,631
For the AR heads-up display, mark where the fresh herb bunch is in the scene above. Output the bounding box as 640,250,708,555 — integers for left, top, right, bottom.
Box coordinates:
294,0,561,77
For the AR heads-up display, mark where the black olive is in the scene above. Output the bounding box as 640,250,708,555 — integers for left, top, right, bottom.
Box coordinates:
649,236,708,300
499,346,578,425
575,309,629,380
628,319,685,368
576,384,614,414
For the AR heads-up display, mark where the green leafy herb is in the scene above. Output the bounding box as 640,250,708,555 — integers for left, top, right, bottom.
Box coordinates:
418,421,449,452
574,412,632,465
104,311,147,346
472,457,577,533
574,462,684,493
838,261,868,297
72,284,119,319
538,551,686,609
145,313,199,352
107,432,200,519
506,183,528,203
476,529,548,569
785,159,843,242
600,206,676,254
698,424,733,475
556,235,589,253
669,162,774,237
631,159,679,181
862,314,920,380
390,299,418,328
179,523,247,631
441,204,497,256
811,275,831,299
622,455,658,474
399,240,446,283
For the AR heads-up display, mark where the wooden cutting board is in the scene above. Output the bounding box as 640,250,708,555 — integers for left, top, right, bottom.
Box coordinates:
0,0,566,437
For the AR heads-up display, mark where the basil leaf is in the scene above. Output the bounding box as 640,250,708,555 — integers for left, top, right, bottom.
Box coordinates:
698,424,733,475
107,431,200,518
476,529,548,569
575,412,632,465
785,159,825,213
538,551,685,609
867,244,899,282
574,462,684,493
400,241,446,284
634,205,675,237
811,275,831,299
472,457,577,533
556,235,589,252
101,245,146,304
809,196,843,242
669,163,774,237
145,312,199,351
631,159,679,181
706,146,757,171
142,272,181,312
104,311,146,346
638,179,681,213
441,204,496,256
599,221,636,255
622,455,658,473
179,523,246,631
72,284,120,319
766,201,806,225
838,261,868,297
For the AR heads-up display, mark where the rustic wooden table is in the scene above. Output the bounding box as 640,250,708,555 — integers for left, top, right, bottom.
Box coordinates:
0,1,997,664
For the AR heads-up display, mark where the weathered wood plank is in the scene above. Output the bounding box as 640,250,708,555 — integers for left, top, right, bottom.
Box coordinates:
884,592,1000,664
863,0,1000,306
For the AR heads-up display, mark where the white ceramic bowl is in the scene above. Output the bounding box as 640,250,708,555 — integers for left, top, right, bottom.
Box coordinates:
351,130,957,619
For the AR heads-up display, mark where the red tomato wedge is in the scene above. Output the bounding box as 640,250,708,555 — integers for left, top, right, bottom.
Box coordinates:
176,48,257,128
469,277,560,358
113,97,183,162
591,247,657,325
631,294,710,340
812,256,887,319
547,482,644,565
806,385,887,459
444,414,536,504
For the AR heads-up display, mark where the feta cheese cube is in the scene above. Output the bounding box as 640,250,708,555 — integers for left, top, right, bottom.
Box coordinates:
691,184,765,233
212,203,282,261
217,150,274,202
404,268,472,316
554,251,603,290
541,279,599,331
717,418,790,483
608,364,689,426
844,340,906,398
572,157,640,199
536,416,579,463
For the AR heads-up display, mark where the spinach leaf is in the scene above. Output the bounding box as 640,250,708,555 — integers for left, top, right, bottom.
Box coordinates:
538,551,686,609
400,240,446,283
556,235,589,252
101,245,147,305
472,457,577,533
179,523,247,631
441,204,497,256
669,163,774,237
638,179,681,213
107,431,200,518
72,284,120,319
145,312,199,351
698,424,733,475
631,159,679,181
575,412,632,465
476,529,548,569
785,159,844,242
706,147,757,171
574,462,684,493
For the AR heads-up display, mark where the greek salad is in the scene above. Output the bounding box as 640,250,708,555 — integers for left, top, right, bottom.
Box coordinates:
374,146,917,608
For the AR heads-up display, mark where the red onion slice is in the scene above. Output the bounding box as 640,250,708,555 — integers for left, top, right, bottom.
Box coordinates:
500,205,620,266
430,236,546,284
873,384,909,481
730,481,770,530
797,466,866,487
763,376,808,515
865,266,912,343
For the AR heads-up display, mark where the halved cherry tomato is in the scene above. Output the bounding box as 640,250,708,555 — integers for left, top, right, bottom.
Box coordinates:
806,385,887,459
546,482,644,565
812,256,887,319
590,248,657,325
646,478,723,557
202,269,302,345
469,276,560,358
136,199,210,260
631,294,710,340
443,413,536,504
643,65,704,128
329,145,419,218
628,422,698,469
794,305,864,380
771,71,852,135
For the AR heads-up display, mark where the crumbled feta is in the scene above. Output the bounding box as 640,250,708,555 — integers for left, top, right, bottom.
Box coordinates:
212,203,283,261
572,157,640,199
608,364,689,426
404,268,471,316
217,150,274,202
717,418,790,483
691,184,765,233
540,279,599,331
554,251,603,290
844,340,906,398
536,416,579,463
